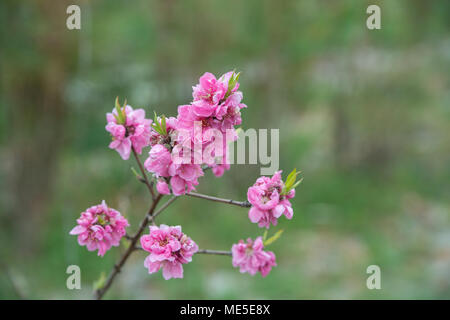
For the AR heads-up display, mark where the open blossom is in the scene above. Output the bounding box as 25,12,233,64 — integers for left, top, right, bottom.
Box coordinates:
144,117,204,196
178,72,246,135
176,71,246,176
70,201,129,257
247,171,295,229
232,237,276,277
106,105,152,160
156,179,170,195
140,224,198,280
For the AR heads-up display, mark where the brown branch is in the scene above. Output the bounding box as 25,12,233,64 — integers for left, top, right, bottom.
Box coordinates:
134,246,232,256
187,192,251,208
132,147,155,200
196,249,232,256
94,194,163,300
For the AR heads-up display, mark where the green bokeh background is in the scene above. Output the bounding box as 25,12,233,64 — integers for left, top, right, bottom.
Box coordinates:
1,0,449,299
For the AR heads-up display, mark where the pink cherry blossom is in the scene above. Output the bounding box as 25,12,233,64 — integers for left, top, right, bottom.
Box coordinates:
175,71,246,176
156,179,170,195
192,72,227,109
144,144,172,177
106,105,152,160
231,237,276,277
144,116,204,196
70,201,129,257
247,170,295,228
140,224,198,280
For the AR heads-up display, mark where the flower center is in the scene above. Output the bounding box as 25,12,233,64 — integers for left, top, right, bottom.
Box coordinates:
159,239,169,247
201,119,209,128
97,214,108,226
126,125,135,136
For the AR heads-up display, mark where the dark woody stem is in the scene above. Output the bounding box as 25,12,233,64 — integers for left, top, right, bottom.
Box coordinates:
187,192,251,208
95,154,246,299
132,147,155,200
196,249,232,256
134,246,232,256
94,194,163,300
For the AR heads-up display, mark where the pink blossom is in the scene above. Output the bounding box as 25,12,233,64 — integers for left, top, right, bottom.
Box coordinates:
149,117,178,147
247,171,295,228
211,162,230,177
231,237,276,277
70,201,129,256
144,144,172,177
156,179,170,195
144,117,204,196
140,225,198,280
192,72,227,111
106,105,152,160
174,71,246,177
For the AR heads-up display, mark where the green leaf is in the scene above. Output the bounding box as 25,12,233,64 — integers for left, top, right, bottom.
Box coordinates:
114,97,127,124
291,177,303,189
224,70,241,99
93,272,106,291
151,112,168,136
284,168,297,190
282,168,302,195
263,230,268,242
264,229,284,246
160,115,167,135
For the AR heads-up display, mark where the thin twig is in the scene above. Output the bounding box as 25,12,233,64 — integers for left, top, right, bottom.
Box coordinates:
196,249,232,256
132,147,155,200
134,246,232,256
187,192,251,208
94,194,163,300
151,195,178,220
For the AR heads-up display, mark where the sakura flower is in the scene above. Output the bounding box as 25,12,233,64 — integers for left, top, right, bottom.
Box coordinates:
140,224,198,280
144,144,172,177
177,71,246,145
156,179,170,195
247,170,297,229
231,237,276,277
144,116,204,196
192,72,227,115
106,104,152,160
70,201,129,257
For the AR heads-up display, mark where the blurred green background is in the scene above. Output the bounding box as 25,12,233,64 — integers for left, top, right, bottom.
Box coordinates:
1,0,449,299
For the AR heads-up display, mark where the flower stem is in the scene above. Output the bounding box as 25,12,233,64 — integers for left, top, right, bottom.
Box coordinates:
132,147,155,200
134,246,232,256
94,194,163,300
196,249,232,256
187,192,251,208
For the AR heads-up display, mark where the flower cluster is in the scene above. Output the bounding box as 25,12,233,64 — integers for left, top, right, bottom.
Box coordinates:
176,71,246,176
231,237,276,277
142,71,246,195
70,70,300,290
247,170,298,229
70,201,129,256
140,225,198,280
106,99,152,160
143,116,204,196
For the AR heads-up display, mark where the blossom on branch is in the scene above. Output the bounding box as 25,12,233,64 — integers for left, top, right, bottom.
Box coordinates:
231,237,276,277
70,201,129,256
176,71,246,176
140,224,198,280
247,170,299,229
144,116,204,196
106,99,152,160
